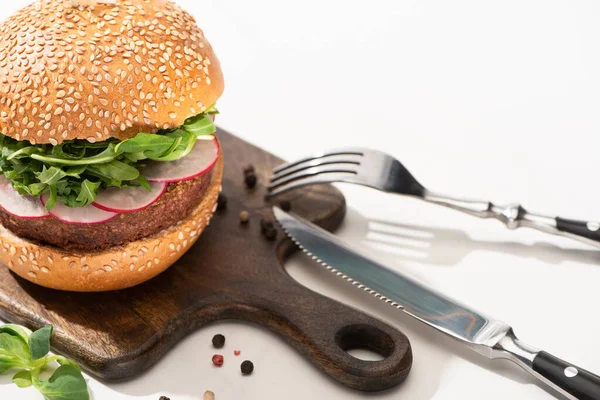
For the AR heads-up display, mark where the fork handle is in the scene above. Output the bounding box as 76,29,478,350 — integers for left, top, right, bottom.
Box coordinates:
422,192,600,248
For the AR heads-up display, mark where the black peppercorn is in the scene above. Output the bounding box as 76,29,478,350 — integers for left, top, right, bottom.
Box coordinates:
244,174,257,189
243,165,255,175
212,334,226,349
159,397,171,400
241,360,254,375
264,227,277,241
280,200,291,212
260,217,274,234
216,194,227,211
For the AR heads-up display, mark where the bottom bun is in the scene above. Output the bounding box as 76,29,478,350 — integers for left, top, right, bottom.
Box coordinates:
0,154,223,292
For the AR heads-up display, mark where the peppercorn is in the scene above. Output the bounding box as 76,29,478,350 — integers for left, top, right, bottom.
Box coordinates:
241,360,254,375
264,227,277,241
240,211,250,224
260,217,274,234
212,334,225,348
234,350,241,356
243,165,255,175
159,397,170,400
244,174,257,189
280,200,291,212
216,194,227,211
212,354,224,367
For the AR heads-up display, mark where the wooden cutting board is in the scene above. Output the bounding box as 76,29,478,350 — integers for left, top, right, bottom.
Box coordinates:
0,129,412,392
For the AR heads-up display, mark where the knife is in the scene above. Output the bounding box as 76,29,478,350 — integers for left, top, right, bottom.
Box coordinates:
273,207,600,400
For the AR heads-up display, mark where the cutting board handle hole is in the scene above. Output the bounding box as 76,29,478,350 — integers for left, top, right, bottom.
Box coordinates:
335,324,395,361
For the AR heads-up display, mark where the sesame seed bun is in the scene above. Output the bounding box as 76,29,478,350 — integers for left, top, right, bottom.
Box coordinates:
0,154,223,292
0,0,224,145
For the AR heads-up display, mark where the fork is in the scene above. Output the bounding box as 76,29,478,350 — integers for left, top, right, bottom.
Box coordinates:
268,148,600,249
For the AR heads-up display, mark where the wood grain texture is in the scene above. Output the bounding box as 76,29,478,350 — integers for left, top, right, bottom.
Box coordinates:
0,129,412,392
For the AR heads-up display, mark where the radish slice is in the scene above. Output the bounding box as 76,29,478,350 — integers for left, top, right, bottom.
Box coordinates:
0,176,49,219
92,181,167,213
142,137,220,183
41,194,117,225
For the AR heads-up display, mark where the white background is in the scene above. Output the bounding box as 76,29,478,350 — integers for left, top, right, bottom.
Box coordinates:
2,0,600,399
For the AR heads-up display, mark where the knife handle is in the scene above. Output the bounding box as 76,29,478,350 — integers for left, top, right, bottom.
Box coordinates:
532,351,600,400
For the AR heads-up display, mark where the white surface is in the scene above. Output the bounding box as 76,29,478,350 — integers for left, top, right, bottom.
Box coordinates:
2,0,600,399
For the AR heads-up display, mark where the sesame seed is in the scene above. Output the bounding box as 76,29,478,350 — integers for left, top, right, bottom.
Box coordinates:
0,0,221,144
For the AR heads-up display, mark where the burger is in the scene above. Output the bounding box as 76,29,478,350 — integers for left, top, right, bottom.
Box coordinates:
0,0,224,291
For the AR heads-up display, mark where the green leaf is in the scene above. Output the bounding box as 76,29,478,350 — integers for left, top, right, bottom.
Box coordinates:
29,326,53,360
0,332,31,361
7,146,39,161
52,145,85,160
152,129,195,162
123,151,147,163
0,108,217,209
0,323,88,399
133,175,151,192
10,159,31,175
31,145,118,166
75,180,101,206
27,183,48,196
65,165,87,177
0,324,32,342
33,365,89,400
93,160,139,181
183,113,216,137
37,167,67,185
116,133,175,159
13,370,33,388
45,186,58,211
54,356,81,372
0,354,22,374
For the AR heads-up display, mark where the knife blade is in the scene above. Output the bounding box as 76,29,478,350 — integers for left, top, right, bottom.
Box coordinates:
274,207,600,400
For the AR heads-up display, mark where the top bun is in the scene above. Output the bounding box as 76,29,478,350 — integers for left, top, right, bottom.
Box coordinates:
0,0,224,145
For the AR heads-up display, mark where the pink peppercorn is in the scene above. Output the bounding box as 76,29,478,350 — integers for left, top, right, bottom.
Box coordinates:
212,354,224,367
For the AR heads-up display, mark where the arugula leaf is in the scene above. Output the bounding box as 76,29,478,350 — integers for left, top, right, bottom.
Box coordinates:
27,183,48,196
29,326,53,361
75,180,101,206
33,365,89,400
45,186,58,212
37,167,67,185
65,165,87,177
30,144,119,167
0,108,217,209
152,129,195,161
115,133,176,158
183,113,217,137
93,160,139,181
7,146,38,161
133,175,151,192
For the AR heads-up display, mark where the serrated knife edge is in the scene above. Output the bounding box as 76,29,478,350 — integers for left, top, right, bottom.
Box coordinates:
278,218,404,310
273,206,600,400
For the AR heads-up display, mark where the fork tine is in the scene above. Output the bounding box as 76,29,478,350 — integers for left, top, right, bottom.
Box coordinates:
270,154,362,182
272,148,365,174
267,173,357,197
269,165,358,190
